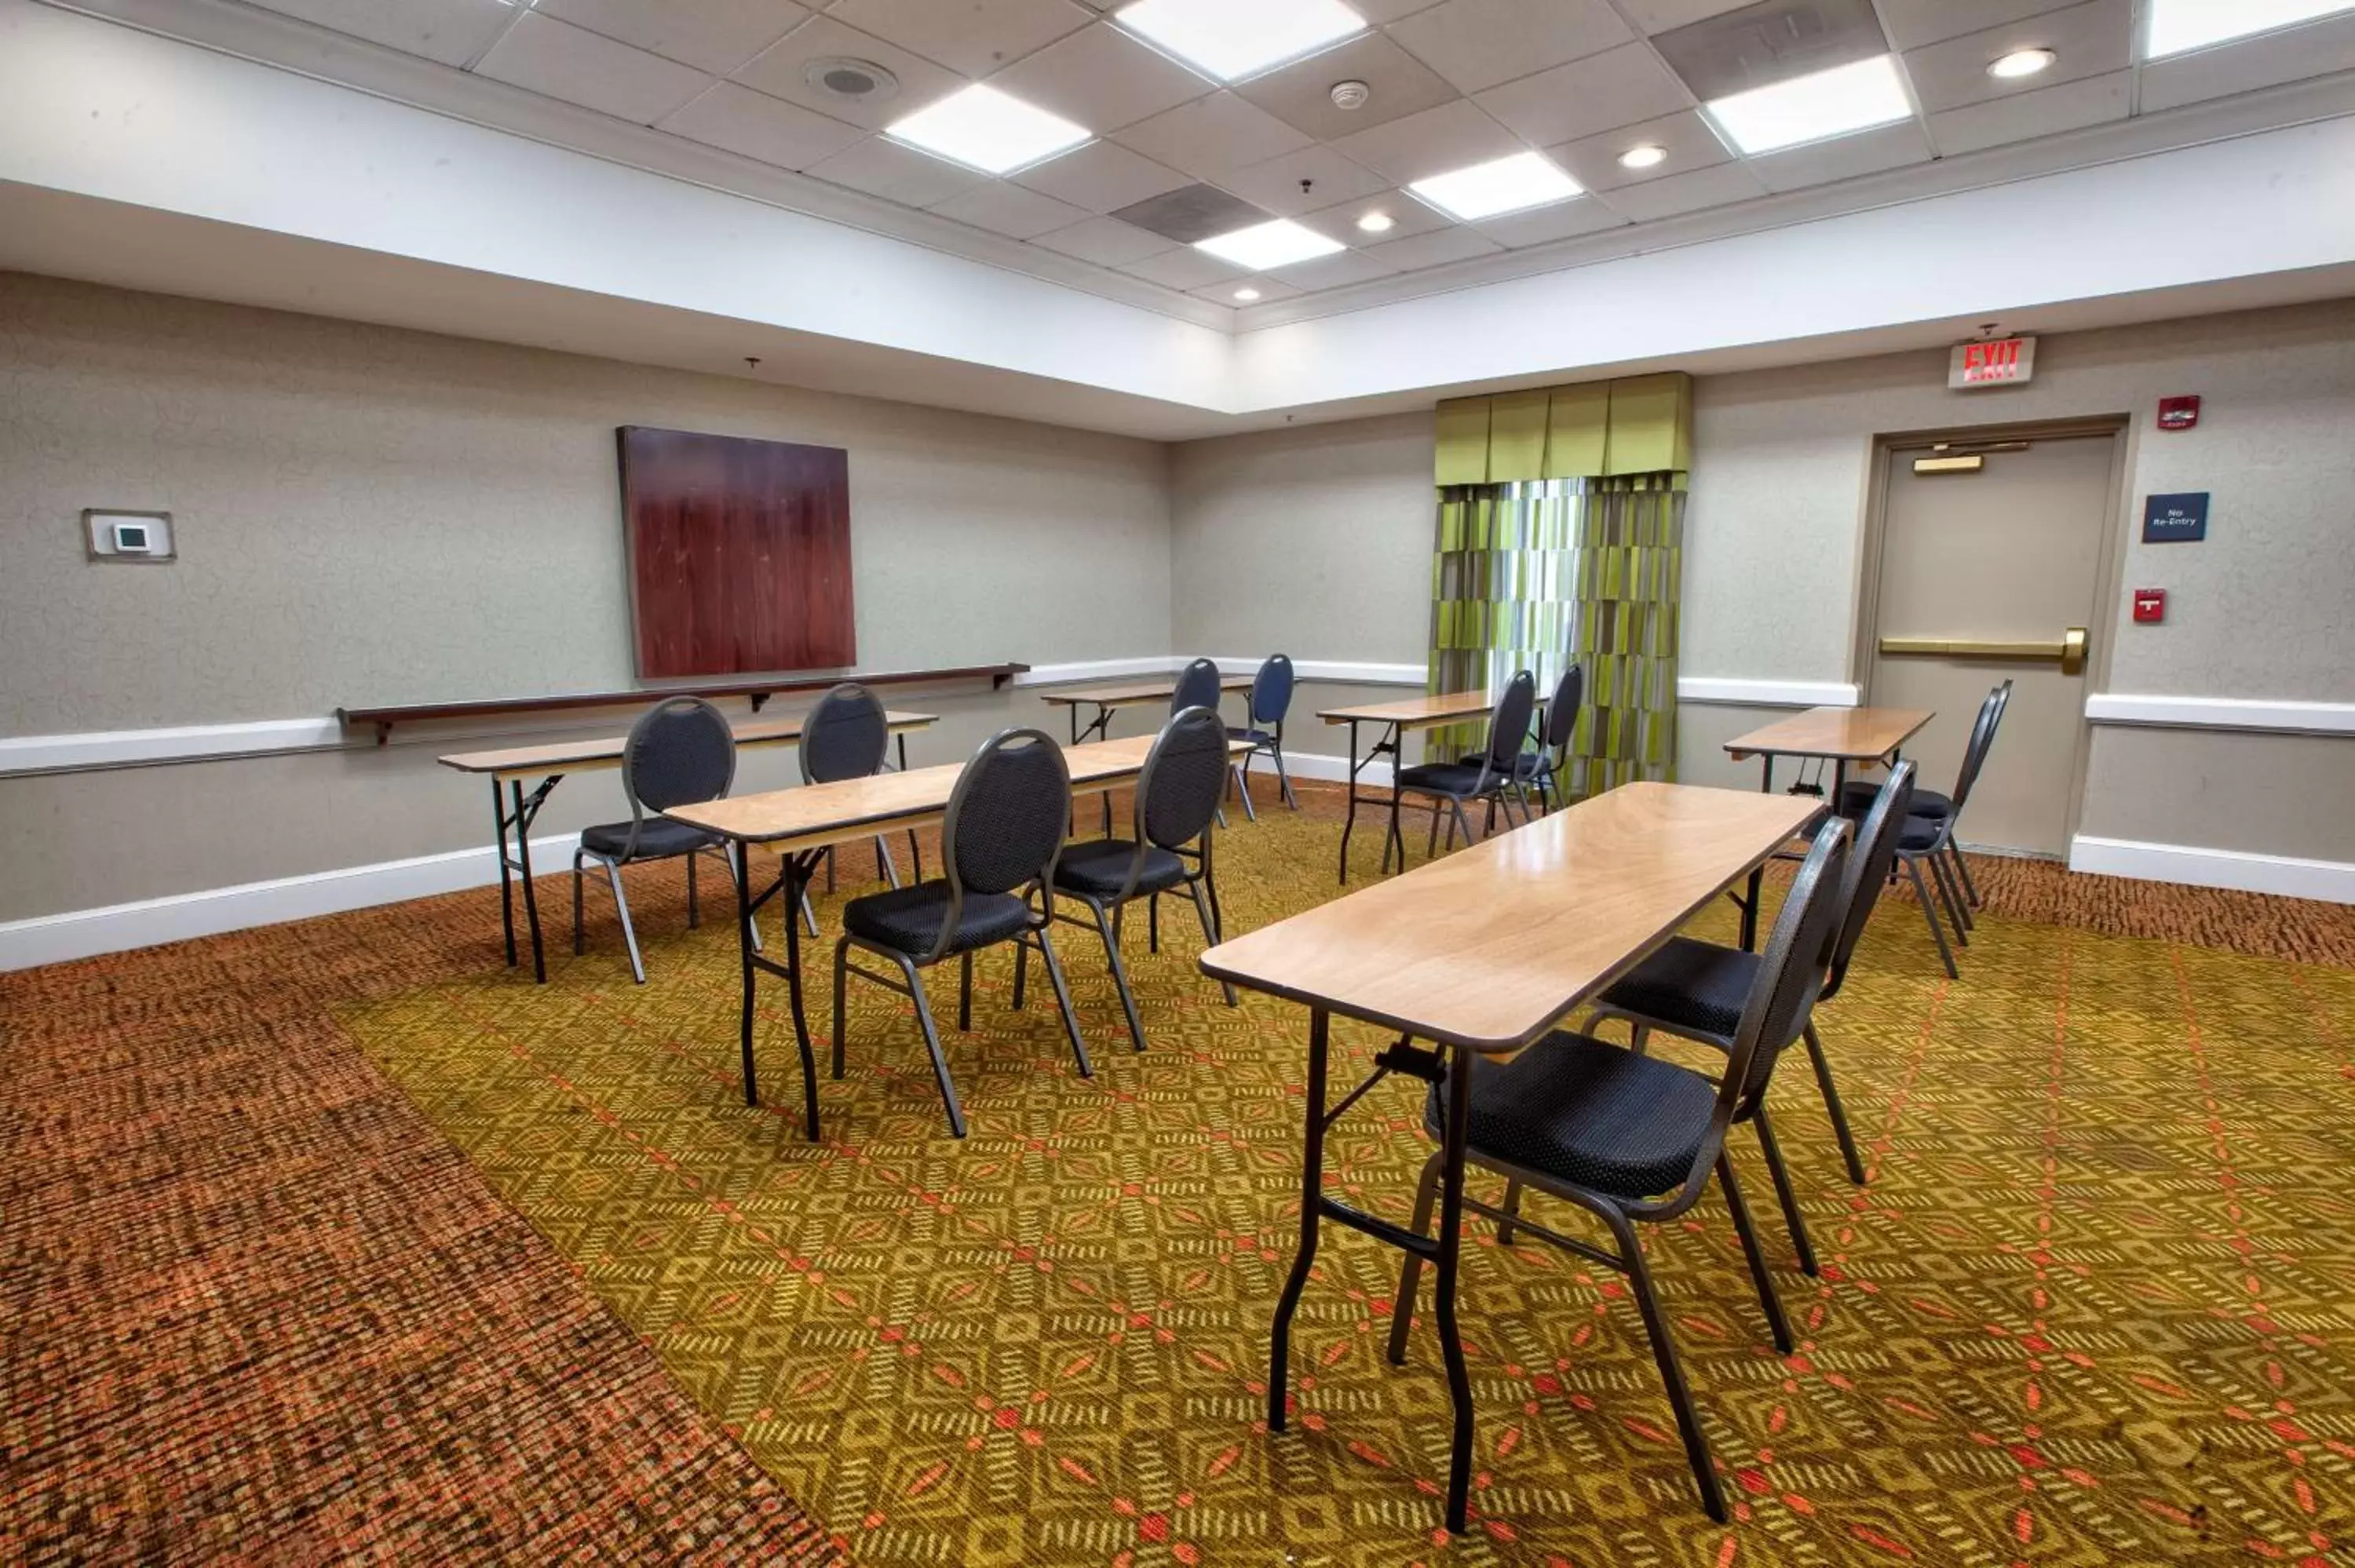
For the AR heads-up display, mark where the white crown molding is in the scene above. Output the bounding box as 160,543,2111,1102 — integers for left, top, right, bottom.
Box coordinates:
34,0,1234,334
2084,692,2355,735
2068,835,2355,904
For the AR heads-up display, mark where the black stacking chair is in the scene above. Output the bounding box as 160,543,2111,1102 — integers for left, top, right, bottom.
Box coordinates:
1170,657,1229,828
1386,670,1539,868
831,727,1089,1138
1465,662,1582,816
1842,678,2009,919
572,696,757,985
1046,706,1237,1053
1228,654,1298,820
801,682,922,921
1388,817,1853,1523
1888,684,2006,978
1582,762,1915,1274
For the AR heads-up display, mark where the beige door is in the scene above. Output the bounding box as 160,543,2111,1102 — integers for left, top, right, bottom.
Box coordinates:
1865,432,2117,857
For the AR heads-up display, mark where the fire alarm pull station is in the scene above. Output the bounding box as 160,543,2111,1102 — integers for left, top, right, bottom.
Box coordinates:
2133,588,2167,624
2158,396,2200,430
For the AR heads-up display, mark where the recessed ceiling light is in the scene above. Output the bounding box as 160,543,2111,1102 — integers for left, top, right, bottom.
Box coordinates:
1408,151,1582,221
1618,143,1669,170
2145,0,2355,58
1114,0,1369,83
1195,218,1345,270
1703,54,1913,155
1356,210,1396,233
885,84,1090,175
1987,47,2056,79
1232,286,1262,301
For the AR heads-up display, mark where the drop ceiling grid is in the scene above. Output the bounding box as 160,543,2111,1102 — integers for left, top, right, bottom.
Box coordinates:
206,0,2355,312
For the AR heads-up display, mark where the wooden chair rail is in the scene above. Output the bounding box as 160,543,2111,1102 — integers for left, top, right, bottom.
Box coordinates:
339,662,1031,744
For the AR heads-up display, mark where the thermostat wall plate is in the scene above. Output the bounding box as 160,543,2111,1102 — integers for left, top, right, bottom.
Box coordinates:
84,509,175,563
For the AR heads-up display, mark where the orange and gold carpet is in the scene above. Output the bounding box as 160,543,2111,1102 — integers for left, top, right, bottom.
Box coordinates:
302,801,2355,1566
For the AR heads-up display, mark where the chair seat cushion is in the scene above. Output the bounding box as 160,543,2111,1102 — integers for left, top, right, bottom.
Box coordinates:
843,882,1031,957
1842,779,1951,819
1052,840,1188,899
1598,936,1757,1041
1461,751,1546,780
1426,1032,1718,1200
1899,815,1945,852
580,817,719,861
1227,726,1280,746
1394,761,1492,797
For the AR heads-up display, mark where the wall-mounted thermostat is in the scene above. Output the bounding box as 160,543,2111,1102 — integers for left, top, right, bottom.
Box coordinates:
84,509,175,563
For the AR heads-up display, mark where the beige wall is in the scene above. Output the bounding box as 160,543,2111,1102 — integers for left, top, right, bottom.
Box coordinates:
0,273,1172,920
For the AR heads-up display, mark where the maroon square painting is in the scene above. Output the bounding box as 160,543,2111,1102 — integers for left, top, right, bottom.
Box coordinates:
618,425,856,678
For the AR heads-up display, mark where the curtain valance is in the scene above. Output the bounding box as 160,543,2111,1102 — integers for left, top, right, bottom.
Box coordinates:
1433,373,1692,485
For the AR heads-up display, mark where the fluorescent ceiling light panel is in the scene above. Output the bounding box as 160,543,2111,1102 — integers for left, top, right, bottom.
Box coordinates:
885,85,1090,174
1114,0,1368,82
1409,152,1582,221
1703,54,1913,155
2146,0,2355,57
1193,218,1345,269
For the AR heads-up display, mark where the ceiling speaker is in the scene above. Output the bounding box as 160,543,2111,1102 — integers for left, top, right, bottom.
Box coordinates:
803,57,900,105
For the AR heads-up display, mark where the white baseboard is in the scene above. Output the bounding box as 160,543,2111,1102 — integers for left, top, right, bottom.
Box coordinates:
0,832,575,972
1259,749,1393,787
2068,835,2355,904
2083,693,2355,735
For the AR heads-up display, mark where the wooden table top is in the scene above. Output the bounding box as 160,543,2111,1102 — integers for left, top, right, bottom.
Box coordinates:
1316,690,1499,727
1722,706,1934,763
1036,676,1254,708
664,733,1247,855
1199,782,1824,1053
438,711,937,777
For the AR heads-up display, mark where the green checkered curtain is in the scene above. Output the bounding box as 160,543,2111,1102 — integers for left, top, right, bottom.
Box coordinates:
1564,473,1685,796
1427,480,1580,760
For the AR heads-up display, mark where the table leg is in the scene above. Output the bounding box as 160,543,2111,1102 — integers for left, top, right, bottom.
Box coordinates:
1740,755,1774,951
735,851,761,1109
1267,1007,1330,1430
1337,720,1362,884
733,847,822,1140
1434,1042,1475,1534
510,777,550,983
492,779,517,968
896,733,923,881
780,851,821,1140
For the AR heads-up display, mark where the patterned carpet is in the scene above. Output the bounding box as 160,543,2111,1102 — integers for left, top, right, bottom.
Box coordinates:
301,791,2355,1566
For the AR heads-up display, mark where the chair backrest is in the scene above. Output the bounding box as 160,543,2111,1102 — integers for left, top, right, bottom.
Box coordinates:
1946,682,2009,811
798,682,889,786
1822,760,1915,1000
1477,670,1539,774
621,696,736,815
1171,657,1223,716
1140,706,1230,852
1542,662,1584,751
942,727,1071,899
1249,654,1295,726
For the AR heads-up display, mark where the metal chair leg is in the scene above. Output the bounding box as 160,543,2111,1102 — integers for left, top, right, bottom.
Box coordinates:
958,950,973,1032
1749,1108,1820,1278
1386,1149,1444,1366
685,850,699,928
800,890,820,939
1271,745,1298,809
1087,899,1148,1053
1232,760,1258,822
1904,855,1959,979
724,846,762,954
1609,1209,1729,1523
1803,1022,1868,1185
1187,879,1237,1005
1148,894,1159,954
1031,928,1094,1080
604,860,647,985
1011,935,1029,1010
1426,798,1444,859
831,936,852,1079
1719,1152,1796,1350
893,950,965,1138
907,830,925,884
1944,842,1975,928
1496,1178,1524,1245
875,835,901,890
572,851,588,957
1450,797,1477,848
1949,840,1981,908
1926,850,1971,947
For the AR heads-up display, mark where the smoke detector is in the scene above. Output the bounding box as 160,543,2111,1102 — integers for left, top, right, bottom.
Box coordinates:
1330,79,1371,111
804,57,900,105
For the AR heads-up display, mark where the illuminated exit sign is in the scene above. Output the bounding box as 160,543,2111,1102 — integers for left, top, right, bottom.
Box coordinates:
1949,335,2037,389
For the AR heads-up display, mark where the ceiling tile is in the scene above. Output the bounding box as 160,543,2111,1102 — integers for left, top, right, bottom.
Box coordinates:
536,0,809,74
2138,12,2355,113
1386,0,1634,95
1472,195,1627,247
1364,224,1503,269
233,0,514,67
825,0,1094,78
1926,67,2128,155
1349,0,1451,22
926,180,1093,238
1327,98,1522,184
804,134,988,204
1111,183,1271,241
475,13,714,124
732,14,966,129
1112,93,1316,181
1118,246,1251,290
1747,119,1934,193
1901,0,2128,115
1212,144,1390,215
1271,247,1400,290
1590,159,1768,221
658,81,867,167
1295,190,1455,243
1010,138,1192,210
1195,275,1304,302
987,22,1216,133
1474,43,1692,148
1875,0,2063,53
1029,214,1178,264
1649,0,1889,100
1232,31,1459,140
1614,0,1757,35
1548,109,1731,191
